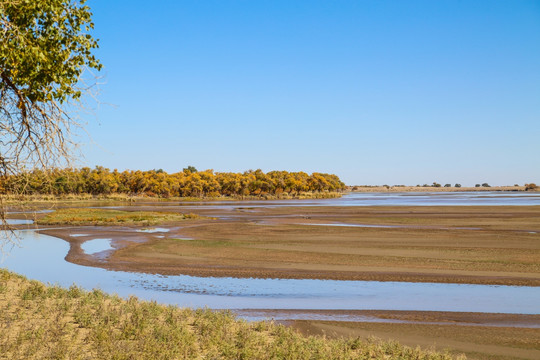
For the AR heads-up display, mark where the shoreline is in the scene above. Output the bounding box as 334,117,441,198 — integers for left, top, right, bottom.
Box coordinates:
11,202,537,287
348,185,538,192
36,221,540,286
234,309,540,328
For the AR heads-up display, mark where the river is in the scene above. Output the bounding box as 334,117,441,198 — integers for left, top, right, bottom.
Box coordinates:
1,192,539,320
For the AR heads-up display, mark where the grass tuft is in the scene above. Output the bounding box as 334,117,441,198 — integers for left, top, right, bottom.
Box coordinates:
36,208,202,226
0,269,463,359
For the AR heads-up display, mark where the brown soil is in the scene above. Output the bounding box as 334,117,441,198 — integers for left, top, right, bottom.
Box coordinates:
35,205,540,286
287,311,540,360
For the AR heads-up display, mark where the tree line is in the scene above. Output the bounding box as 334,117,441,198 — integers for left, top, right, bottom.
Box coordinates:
0,167,346,198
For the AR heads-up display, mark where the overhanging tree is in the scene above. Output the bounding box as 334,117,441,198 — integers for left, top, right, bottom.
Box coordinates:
0,0,101,176
0,0,101,243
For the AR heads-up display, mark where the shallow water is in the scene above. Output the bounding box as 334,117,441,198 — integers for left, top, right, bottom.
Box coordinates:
136,227,170,233
299,223,482,230
189,191,540,207
94,192,540,212
1,230,539,316
301,223,400,229
234,310,540,328
4,219,34,225
81,238,113,255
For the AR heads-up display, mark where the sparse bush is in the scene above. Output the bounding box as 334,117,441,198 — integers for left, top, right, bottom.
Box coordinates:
475,184,481,187
455,184,461,188
525,183,538,191
432,182,441,187
482,183,490,187
444,184,451,187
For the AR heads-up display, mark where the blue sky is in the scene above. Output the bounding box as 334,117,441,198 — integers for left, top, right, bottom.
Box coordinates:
80,0,540,186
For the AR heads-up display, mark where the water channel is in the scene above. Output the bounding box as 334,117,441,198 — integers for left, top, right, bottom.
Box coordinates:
2,192,539,321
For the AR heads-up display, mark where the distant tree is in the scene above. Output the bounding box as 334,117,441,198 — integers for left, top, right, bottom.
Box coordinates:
444,184,451,187
432,182,441,188
183,166,198,174
475,184,481,187
482,183,490,187
455,184,462,188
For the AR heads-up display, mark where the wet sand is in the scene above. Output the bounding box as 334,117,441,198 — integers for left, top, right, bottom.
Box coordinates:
287,312,540,360
31,204,540,286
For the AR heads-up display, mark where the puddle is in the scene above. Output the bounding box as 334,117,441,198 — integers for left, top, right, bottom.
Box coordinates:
299,223,482,230
234,310,411,323
232,310,540,328
70,234,89,237
81,238,113,255
4,219,34,225
301,223,399,229
7,209,53,215
137,227,170,233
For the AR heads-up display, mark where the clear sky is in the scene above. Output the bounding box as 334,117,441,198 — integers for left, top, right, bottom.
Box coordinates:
80,0,540,186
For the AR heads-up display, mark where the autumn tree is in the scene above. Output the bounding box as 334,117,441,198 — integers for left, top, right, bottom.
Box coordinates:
1,0,102,176
1,0,101,250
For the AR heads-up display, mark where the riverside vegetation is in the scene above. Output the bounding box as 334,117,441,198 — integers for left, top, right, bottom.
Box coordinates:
0,270,461,359
0,167,346,198
36,208,202,226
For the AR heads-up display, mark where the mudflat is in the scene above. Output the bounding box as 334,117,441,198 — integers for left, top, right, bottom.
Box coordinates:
36,204,540,286
288,312,540,360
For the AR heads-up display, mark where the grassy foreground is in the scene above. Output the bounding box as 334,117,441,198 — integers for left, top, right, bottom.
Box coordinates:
0,270,461,360
36,208,201,226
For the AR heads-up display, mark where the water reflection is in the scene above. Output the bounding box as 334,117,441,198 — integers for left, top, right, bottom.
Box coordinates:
1,230,539,315
81,238,113,255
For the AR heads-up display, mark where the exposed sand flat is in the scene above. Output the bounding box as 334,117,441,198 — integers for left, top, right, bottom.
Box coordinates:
33,204,540,286
289,315,540,360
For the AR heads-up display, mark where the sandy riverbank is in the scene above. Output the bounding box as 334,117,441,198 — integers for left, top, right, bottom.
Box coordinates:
287,311,540,360
348,185,537,192
26,204,540,286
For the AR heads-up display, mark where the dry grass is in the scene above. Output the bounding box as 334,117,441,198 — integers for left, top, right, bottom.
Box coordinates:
36,208,201,226
0,269,461,359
